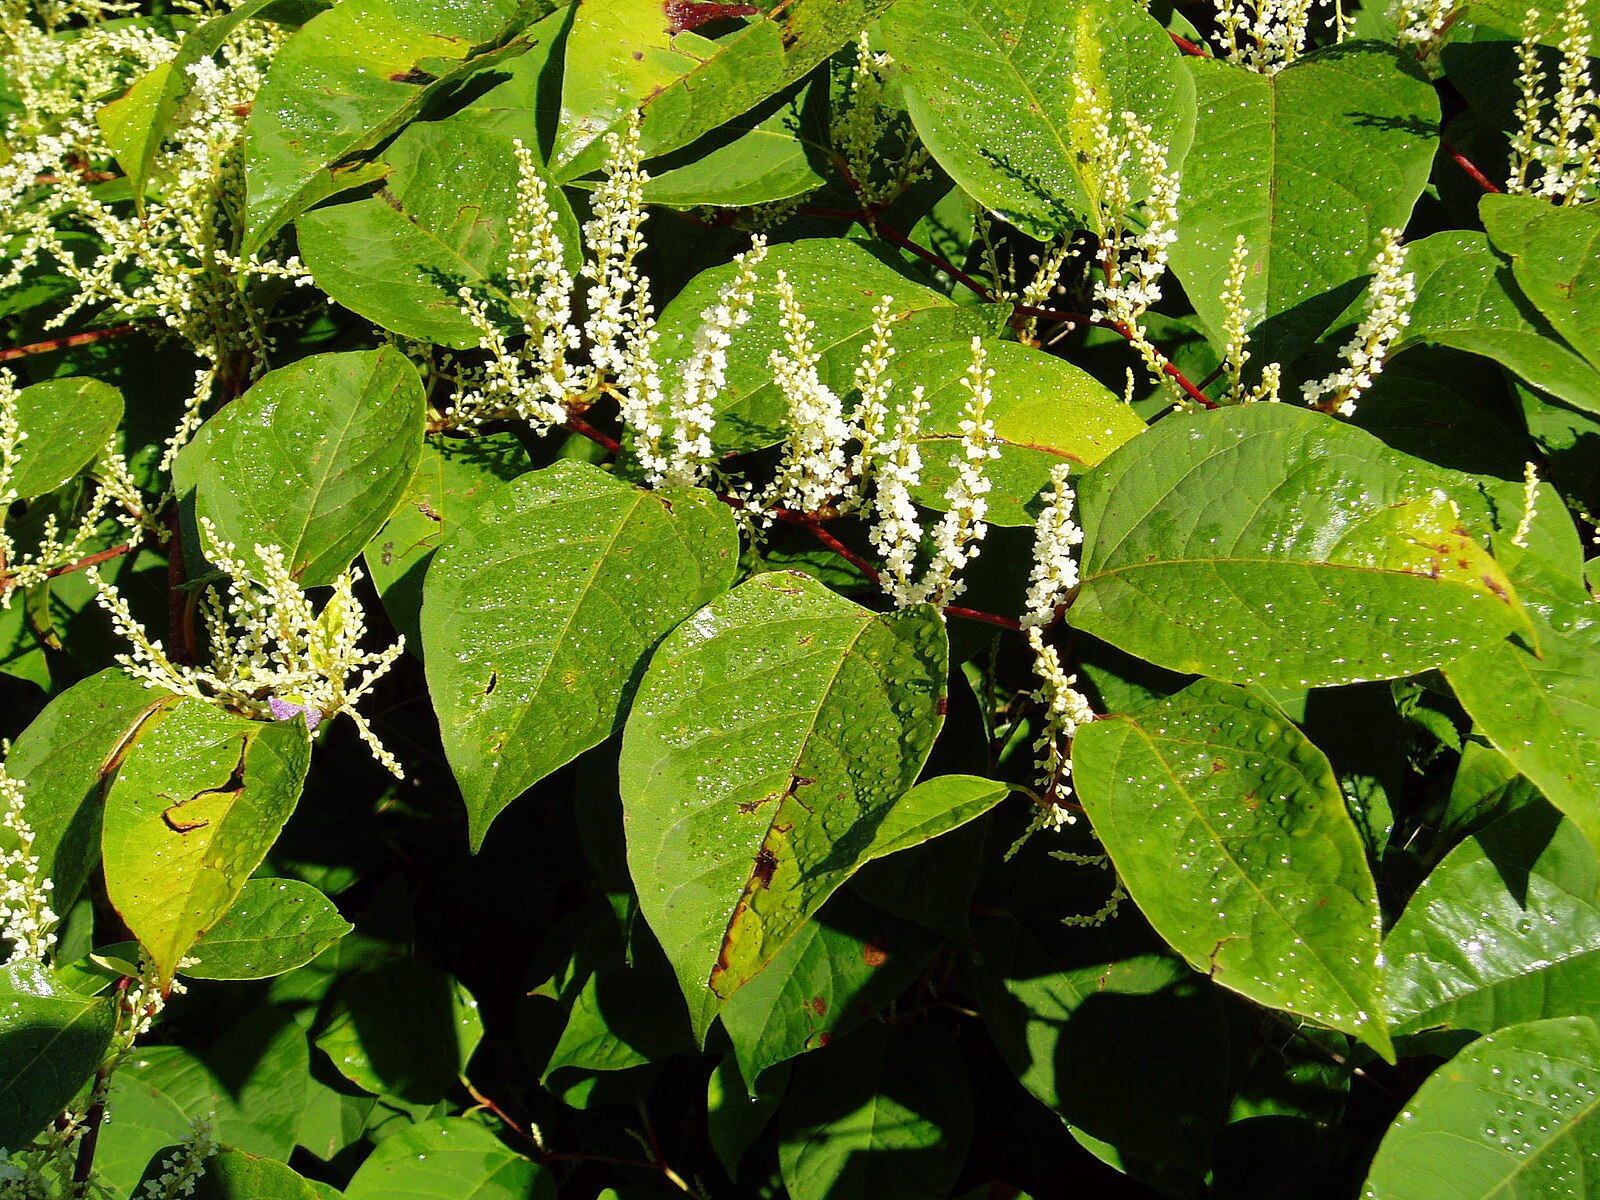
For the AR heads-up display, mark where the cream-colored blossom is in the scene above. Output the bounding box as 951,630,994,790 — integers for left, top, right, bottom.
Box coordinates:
1302,228,1414,415
1508,0,1598,203
94,519,405,777
0,765,58,965
1021,464,1084,628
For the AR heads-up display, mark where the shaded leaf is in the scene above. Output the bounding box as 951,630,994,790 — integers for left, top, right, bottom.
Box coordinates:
1482,193,1600,374
0,959,114,1148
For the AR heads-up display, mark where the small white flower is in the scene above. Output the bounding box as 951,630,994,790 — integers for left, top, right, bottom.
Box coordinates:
1302,228,1415,415
0,765,59,966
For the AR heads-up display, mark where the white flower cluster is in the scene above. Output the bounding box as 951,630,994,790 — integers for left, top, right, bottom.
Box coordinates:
1025,626,1098,828
1513,461,1541,548
1081,87,1185,403
1213,0,1321,72
93,519,405,777
454,117,769,490
138,1117,215,1200
0,1146,53,1200
1301,228,1415,416
860,337,1000,608
1021,464,1084,628
1509,0,1598,204
0,764,59,966
0,370,150,610
1217,236,1283,404
2,7,311,382
1390,0,1459,59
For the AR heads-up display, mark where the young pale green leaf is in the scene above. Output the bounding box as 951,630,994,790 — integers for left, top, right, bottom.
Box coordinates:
900,338,1145,525
344,1117,552,1200
363,432,532,649
720,889,940,1088
187,1151,325,1200
620,573,951,1040
421,461,740,848
101,699,312,984
1361,1017,1600,1199
181,348,425,587
1482,194,1600,374
0,959,115,1149
243,0,544,251
183,878,352,980
778,1025,972,1200
1386,805,1600,1039
1445,593,1600,854
1171,47,1438,367
313,960,482,1106
969,915,1230,1175
1073,680,1393,1059
1071,404,1529,688
4,668,169,909
881,0,1195,238
552,0,893,178
298,120,582,348
6,376,122,500
1400,231,1600,416
653,238,999,454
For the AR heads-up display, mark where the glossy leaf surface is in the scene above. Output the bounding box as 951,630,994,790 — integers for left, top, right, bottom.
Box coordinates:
620,573,951,1037
7,376,122,500
422,461,740,847
1074,680,1392,1058
185,878,352,980
1071,404,1528,688
344,1117,552,1200
0,959,114,1148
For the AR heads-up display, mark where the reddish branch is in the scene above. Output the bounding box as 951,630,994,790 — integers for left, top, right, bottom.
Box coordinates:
565,413,622,454
0,323,137,363
1441,138,1503,194
1169,31,1211,56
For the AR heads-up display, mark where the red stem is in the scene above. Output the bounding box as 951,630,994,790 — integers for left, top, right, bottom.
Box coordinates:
0,323,137,363
1169,31,1210,56
565,414,623,454
1440,138,1503,194
946,604,1022,631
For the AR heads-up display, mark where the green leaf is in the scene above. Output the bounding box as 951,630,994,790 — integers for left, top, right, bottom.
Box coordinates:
551,0,893,178
189,1150,326,1200
880,0,1196,238
1361,1016,1600,1199
101,699,312,984
362,432,532,650
6,376,122,500
708,1053,788,1178
1073,680,1393,1059
1170,46,1438,367
0,959,115,1148
1070,404,1530,688
620,572,955,1039
344,1117,551,1200
901,338,1146,525
1482,195,1600,375
313,961,482,1105
422,461,740,848
243,0,544,251
969,915,1230,1174
93,1072,194,1197
1400,231,1600,416
4,668,168,909
184,878,352,980
640,85,828,209
720,888,940,1087
1445,594,1600,854
298,120,582,348
653,238,1000,454
1386,805,1600,1040
127,1011,309,1158
181,348,425,587
778,1024,972,1200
